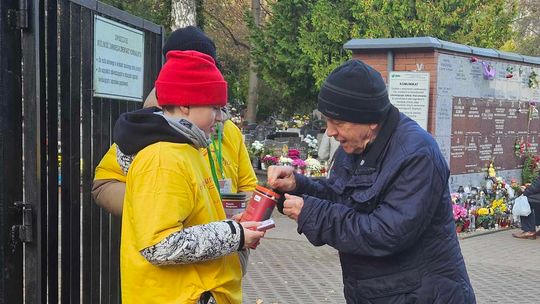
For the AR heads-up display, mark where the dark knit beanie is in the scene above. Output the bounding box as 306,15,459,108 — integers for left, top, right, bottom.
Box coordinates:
162,26,217,61
318,59,390,124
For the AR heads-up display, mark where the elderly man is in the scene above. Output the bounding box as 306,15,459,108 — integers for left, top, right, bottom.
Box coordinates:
268,59,475,303
513,174,540,239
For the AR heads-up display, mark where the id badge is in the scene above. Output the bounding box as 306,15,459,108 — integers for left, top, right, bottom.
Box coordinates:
218,178,233,194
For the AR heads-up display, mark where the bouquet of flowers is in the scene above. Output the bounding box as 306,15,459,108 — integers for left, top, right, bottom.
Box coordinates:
452,204,467,227
261,155,279,166
491,198,508,214
510,179,521,196
292,158,306,174
275,120,289,131
279,156,293,166
522,153,540,184
292,158,306,169
303,134,318,156
288,149,301,160
225,105,243,127
249,140,264,159
290,114,311,128
304,157,323,176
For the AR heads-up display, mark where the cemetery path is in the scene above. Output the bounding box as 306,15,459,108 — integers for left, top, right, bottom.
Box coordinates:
243,211,540,303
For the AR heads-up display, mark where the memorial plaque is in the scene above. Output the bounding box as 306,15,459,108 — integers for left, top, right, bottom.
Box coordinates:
469,64,483,81
464,98,481,135
450,135,466,172
478,136,493,162
529,135,539,155
450,97,533,174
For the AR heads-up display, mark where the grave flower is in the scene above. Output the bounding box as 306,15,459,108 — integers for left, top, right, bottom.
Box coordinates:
261,155,279,166
249,140,264,159
288,149,300,160
279,156,293,166
453,204,468,232
303,134,318,156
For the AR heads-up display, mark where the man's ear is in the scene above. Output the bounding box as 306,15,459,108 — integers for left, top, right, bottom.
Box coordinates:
369,123,379,131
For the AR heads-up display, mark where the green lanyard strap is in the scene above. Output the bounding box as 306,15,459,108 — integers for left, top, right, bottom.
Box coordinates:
207,123,224,195
211,124,224,179
207,147,221,196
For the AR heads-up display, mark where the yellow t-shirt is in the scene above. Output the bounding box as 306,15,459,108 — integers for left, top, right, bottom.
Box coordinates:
203,120,257,193
94,121,257,193
121,142,242,304
94,143,126,182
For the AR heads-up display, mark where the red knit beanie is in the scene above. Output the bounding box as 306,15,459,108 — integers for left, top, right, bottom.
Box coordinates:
155,50,227,107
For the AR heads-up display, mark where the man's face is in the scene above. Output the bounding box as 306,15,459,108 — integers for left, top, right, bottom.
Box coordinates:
325,117,378,154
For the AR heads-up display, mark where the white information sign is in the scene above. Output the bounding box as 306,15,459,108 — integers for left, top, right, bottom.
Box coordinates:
93,15,145,102
388,72,430,130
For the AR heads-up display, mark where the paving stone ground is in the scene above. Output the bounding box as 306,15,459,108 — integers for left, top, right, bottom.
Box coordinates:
242,212,540,304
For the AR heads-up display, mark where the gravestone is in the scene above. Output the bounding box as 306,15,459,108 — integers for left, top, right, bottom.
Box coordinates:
254,125,268,141
264,139,289,157
288,140,309,159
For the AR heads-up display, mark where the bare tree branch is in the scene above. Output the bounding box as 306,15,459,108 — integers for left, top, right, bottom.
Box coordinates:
260,1,273,18
202,7,250,50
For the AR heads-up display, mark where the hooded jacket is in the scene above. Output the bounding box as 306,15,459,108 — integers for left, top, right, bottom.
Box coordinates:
114,107,244,304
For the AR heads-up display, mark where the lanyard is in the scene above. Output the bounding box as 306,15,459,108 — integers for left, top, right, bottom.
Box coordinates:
211,124,224,179
207,147,221,196
207,123,224,194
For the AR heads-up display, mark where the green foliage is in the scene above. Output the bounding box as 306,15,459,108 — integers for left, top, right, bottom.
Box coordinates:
522,153,540,184
250,0,517,117
248,0,319,117
219,50,249,112
510,1,540,56
100,0,173,31
476,215,494,228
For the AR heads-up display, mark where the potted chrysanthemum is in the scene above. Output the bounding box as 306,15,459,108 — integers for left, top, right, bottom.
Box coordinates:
261,155,279,170
452,204,468,233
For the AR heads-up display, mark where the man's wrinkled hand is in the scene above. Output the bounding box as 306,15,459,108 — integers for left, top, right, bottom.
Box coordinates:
267,165,296,192
283,193,304,222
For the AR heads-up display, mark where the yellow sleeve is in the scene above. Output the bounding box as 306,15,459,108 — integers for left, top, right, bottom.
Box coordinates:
94,143,126,182
127,150,195,251
224,121,257,192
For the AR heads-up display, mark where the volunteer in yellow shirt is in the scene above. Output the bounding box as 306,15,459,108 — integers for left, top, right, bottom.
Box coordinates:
115,50,264,304
92,26,256,215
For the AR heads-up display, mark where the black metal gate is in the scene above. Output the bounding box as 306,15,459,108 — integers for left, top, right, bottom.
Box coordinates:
0,0,163,303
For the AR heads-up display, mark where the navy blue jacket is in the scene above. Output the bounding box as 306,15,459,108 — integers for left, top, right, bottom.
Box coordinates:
290,110,475,303
524,175,540,198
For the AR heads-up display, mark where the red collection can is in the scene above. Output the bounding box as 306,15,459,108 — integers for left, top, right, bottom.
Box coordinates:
221,193,248,219
240,185,280,222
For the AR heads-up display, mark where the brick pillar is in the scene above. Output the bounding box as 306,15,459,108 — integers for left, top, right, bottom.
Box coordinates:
352,50,439,134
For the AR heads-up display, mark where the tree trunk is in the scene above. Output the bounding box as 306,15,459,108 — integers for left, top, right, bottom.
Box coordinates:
171,0,197,30
245,0,261,123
